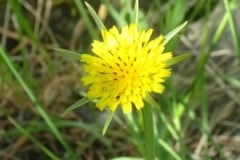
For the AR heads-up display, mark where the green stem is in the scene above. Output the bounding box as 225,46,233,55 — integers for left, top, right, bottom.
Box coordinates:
142,104,155,160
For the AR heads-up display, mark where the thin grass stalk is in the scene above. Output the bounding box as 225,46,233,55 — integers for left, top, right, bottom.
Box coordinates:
142,104,155,160
0,46,76,160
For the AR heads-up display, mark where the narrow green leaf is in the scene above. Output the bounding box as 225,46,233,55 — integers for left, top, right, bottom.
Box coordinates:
0,46,76,159
55,119,111,147
133,0,139,25
158,139,182,160
223,0,240,59
166,53,191,66
145,95,178,140
223,76,240,88
145,94,160,110
102,111,115,135
142,104,155,160
164,21,188,45
102,0,127,27
62,97,90,116
85,2,106,30
8,117,60,160
8,0,36,42
54,48,80,60
74,0,97,39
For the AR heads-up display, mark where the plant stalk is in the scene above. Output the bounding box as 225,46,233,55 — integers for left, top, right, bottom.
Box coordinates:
142,104,155,160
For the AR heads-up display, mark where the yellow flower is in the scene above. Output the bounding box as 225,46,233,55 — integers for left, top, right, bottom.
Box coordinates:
81,23,172,113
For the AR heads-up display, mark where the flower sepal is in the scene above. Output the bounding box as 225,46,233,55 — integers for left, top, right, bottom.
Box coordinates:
102,111,115,135
62,97,90,116
165,53,191,66
164,21,188,45
54,48,80,60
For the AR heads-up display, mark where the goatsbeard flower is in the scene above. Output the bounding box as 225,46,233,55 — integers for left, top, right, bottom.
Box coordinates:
81,23,172,113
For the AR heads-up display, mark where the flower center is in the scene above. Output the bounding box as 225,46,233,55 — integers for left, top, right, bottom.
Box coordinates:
112,61,139,95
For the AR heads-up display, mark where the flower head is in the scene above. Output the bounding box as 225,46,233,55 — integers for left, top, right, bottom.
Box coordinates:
81,23,172,113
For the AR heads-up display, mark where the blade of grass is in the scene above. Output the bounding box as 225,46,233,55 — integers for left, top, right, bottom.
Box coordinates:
85,2,106,30
133,0,139,25
62,97,90,116
54,48,80,60
74,0,97,39
102,111,115,135
125,114,145,157
4,118,111,148
187,3,230,95
55,119,111,147
222,75,240,88
0,46,76,160
223,0,240,59
164,21,188,45
188,0,205,22
8,117,60,160
166,53,191,66
152,0,163,29
145,95,178,140
142,104,155,160
8,0,56,75
193,2,211,158
158,139,182,160
166,0,187,31
8,0,33,75
102,0,127,27
8,0,36,41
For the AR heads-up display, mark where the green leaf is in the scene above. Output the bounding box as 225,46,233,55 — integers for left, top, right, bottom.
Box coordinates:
223,76,240,88
8,117,60,160
85,2,106,30
102,111,115,135
102,0,127,27
0,46,76,159
158,139,182,160
74,0,97,39
133,0,139,25
223,0,240,59
144,94,160,110
164,21,188,45
145,95,178,140
62,97,90,116
142,104,155,160
54,48,80,60
166,53,191,66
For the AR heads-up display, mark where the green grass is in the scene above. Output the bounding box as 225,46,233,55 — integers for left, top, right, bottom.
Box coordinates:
1,0,240,159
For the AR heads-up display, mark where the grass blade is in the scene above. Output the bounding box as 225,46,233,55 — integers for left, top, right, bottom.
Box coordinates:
85,2,106,30
133,0,139,25
223,0,240,59
158,139,182,160
102,111,115,135
62,97,90,116
166,53,191,66
164,21,188,45
8,0,35,41
142,104,155,160
74,0,97,39
145,95,178,140
54,48,80,60
102,0,127,27
0,46,76,159
8,117,60,160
